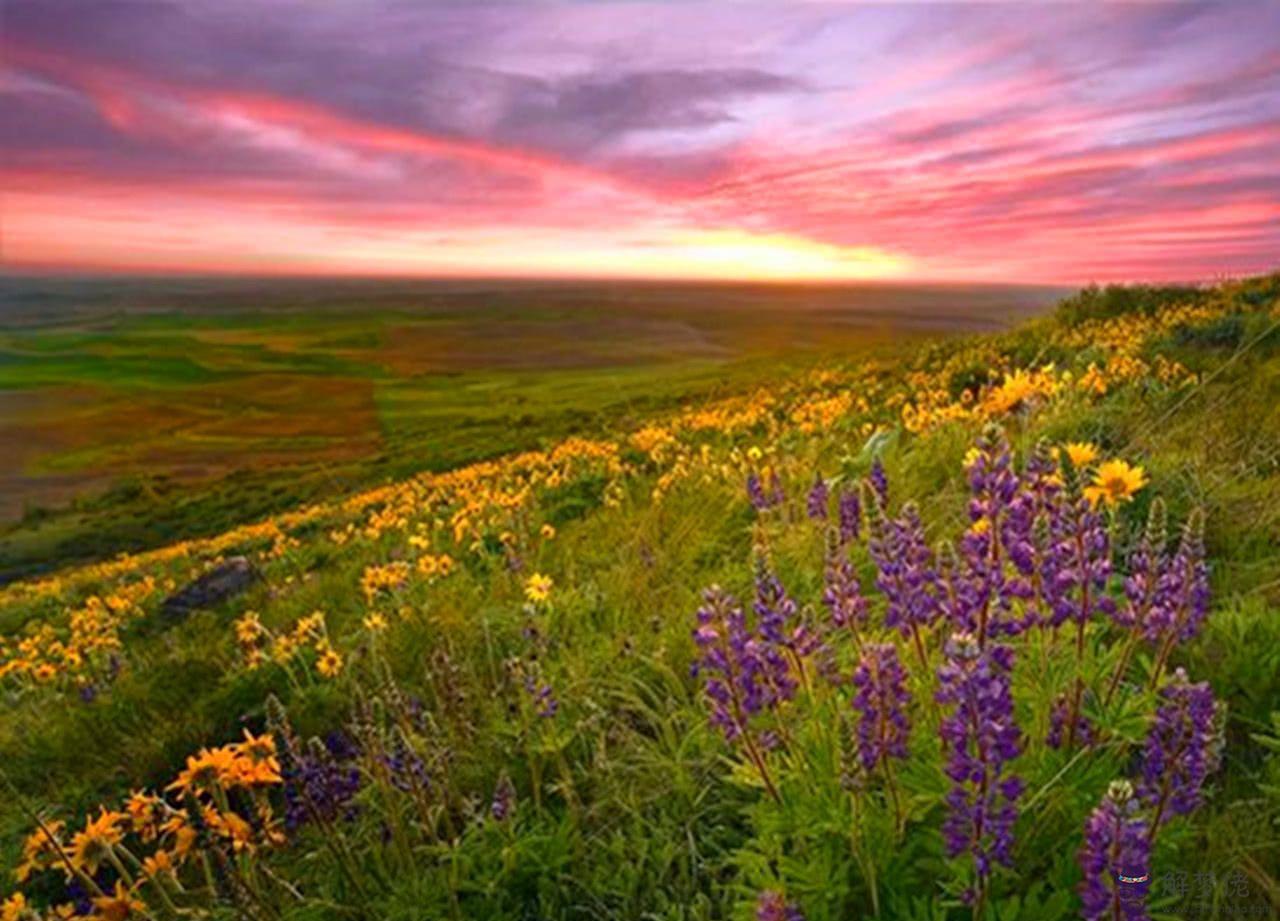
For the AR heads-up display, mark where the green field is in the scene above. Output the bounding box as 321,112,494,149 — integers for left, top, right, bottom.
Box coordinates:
0,277,1062,582
2,275,1279,920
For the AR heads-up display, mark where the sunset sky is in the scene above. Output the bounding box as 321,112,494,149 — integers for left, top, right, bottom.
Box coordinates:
2,1,1278,284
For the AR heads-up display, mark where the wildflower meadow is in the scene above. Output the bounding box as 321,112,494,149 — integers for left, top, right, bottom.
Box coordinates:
3,274,1280,920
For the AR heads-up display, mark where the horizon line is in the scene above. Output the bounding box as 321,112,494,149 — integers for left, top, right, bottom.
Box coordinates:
8,263,1265,291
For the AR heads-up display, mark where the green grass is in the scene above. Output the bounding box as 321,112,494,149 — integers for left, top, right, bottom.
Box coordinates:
1,275,1277,920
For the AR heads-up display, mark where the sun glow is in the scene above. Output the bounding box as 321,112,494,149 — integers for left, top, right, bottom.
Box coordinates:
4,181,910,281
632,230,912,281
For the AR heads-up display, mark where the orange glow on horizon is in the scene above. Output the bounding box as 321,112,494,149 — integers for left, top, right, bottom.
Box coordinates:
1,179,913,283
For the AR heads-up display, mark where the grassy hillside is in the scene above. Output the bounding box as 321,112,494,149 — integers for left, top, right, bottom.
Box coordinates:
1,274,1278,920
0,277,1062,584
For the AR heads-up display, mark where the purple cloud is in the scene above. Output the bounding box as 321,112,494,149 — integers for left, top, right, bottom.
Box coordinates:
2,0,1277,281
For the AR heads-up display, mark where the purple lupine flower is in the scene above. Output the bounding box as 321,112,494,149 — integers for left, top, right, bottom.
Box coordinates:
282,733,363,830
1021,438,1064,511
807,474,830,520
692,586,795,743
936,633,1024,879
1116,500,1167,632
754,563,822,663
324,730,360,761
1047,692,1094,749
1143,510,1209,648
1014,439,1065,628
65,879,95,917
822,556,868,637
958,427,1038,640
1078,780,1151,921
747,469,786,511
1139,669,1218,829
868,457,889,508
1042,491,1115,629
837,488,861,544
524,675,559,718
755,889,805,921
382,732,431,793
934,540,983,634
869,500,939,640
1104,502,1172,704
850,643,912,772
491,774,516,821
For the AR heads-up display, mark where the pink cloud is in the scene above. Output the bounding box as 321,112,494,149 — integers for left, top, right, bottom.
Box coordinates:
2,1,1278,282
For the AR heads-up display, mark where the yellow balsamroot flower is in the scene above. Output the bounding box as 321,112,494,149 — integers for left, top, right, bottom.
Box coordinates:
160,814,198,859
202,806,254,851
2,894,28,921
315,642,343,679
233,612,264,646
271,635,299,664
125,791,163,836
66,808,126,874
233,730,282,785
363,612,388,633
91,880,146,920
361,562,410,601
33,662,58,682
14,820,62,883
1085,459,1148,508
416,553,454,578
141,848,176,879
168,748,240,796
293,611,325,639
1062,442,1100,469
524,572,554,604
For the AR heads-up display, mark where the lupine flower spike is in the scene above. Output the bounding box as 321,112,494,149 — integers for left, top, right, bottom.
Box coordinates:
822,533,868,653
851,643,911,827
1139,668,1219,841
1105,500,1167,704
490,774,516,822
960,426,1038,643
1045,445,1114,747
868,457,889,508
747,469,785,512
754,561,821,689
1078,780,1150,921
1145,510,1209,689
937,633,1023,910
837,487,862,545
692,586,791,801
806,474,829,521
869,496,937,669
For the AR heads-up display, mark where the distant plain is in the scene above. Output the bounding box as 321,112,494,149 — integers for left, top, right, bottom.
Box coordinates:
0,276,1066,581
